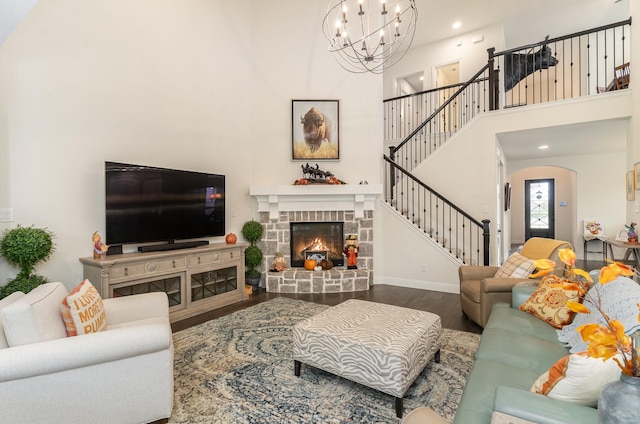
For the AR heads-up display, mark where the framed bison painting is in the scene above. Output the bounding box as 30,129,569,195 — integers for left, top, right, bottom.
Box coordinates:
292,99,339,160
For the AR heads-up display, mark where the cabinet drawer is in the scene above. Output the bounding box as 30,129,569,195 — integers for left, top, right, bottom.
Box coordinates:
188,248,241,267
110,257,186,280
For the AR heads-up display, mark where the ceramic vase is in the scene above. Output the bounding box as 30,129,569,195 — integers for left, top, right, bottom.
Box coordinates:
598,373,640,423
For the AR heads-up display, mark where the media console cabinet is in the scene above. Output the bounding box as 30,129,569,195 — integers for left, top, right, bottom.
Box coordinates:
80,243,248,322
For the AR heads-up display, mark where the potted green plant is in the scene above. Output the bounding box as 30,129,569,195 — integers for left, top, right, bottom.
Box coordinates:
0,225,56,299
242,220,263,292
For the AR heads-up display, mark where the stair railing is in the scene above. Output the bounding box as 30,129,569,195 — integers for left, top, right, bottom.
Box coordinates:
383,18,631,267
489,18,632,108
384,155,490,266
386,64,490,172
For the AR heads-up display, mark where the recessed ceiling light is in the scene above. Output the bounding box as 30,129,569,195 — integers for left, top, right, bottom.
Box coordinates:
538,145,549,150
452,21,461,29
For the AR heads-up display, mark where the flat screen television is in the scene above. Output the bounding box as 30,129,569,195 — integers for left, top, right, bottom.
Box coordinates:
105,161,225,250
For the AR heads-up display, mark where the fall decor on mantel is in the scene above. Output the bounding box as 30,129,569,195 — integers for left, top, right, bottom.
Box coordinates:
294,163,346,185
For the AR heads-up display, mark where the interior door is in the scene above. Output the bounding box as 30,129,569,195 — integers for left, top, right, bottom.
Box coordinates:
524,178,555,240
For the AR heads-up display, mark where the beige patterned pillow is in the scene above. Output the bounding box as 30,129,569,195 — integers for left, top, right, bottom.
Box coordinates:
519,275,587,329
494,253,535,278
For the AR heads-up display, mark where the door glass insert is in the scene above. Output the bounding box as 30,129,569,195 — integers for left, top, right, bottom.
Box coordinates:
529,181,550,229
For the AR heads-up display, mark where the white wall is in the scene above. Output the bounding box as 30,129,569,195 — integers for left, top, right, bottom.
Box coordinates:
378,202,460,293
383,23,505,99
0,0,383,290
248,1,383,187
630,0,640,227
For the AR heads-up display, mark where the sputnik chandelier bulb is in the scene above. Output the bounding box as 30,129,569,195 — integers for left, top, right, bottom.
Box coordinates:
322,0,418,74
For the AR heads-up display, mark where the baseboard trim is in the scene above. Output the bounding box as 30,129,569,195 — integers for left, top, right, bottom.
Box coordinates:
374,276,459,294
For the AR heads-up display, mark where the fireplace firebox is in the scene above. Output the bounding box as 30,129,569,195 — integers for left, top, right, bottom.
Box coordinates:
290,222,344,267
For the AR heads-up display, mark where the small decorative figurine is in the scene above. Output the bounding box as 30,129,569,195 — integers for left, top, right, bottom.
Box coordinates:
626,222,638,243
294,163,345,185
270,251,286,272
343,234,359,269
92,231,109,259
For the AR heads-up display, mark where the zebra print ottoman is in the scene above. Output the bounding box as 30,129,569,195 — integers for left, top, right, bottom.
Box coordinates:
292,299,441,418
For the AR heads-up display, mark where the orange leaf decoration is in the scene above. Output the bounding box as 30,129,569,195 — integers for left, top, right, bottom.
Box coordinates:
533,259,556,270
577,323,602,340
600,262,635,283
529,268,554,279
558,248,576,267
538,248,639,376
566,301,590,314
573,268,593,282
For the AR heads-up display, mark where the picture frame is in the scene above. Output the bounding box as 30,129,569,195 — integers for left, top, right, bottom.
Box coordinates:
635,162,640,191
292,100,339,160
628,170,636,201
504,182,512,211
304,250,327,263
616,228,629,241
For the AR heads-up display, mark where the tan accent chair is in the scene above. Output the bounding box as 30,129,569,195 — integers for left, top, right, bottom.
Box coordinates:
459,237,572,328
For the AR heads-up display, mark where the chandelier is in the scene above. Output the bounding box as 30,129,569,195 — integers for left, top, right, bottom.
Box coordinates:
322,0,418,74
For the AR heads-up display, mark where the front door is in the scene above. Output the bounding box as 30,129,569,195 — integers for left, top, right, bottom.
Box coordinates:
524,178,555,240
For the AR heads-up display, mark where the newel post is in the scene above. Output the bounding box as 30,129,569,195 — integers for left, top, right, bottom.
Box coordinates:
487,47,499,111
482,219,491,266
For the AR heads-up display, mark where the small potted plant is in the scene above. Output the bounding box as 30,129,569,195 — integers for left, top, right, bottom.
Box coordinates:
0,225,56,299
242,220,263,292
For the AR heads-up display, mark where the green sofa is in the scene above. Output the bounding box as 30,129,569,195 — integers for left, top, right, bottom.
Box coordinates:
453,285,598,424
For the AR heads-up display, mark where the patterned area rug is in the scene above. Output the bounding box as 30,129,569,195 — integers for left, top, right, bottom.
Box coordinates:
169,298,480,423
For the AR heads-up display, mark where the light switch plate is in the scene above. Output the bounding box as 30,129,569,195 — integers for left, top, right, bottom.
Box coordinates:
0,208,14,222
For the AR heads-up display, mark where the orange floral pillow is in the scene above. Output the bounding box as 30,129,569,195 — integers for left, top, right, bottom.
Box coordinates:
519,275,588,329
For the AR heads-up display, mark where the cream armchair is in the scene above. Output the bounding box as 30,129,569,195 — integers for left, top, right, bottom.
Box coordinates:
0,282,174,424
459,237,572,328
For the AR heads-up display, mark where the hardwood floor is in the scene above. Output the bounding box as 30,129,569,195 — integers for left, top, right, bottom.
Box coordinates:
171,258,614,334
171,284,483,334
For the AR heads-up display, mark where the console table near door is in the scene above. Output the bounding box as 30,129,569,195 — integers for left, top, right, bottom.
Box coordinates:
80,243,248,323
604,239,640,269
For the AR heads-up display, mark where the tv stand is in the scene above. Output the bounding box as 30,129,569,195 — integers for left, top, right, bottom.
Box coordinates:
80,243,248,323
138,240,209,253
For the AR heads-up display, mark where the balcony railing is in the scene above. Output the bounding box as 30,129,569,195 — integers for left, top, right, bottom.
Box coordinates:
490,18,631,108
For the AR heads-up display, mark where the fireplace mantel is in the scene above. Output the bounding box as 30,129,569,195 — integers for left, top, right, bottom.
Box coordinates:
250,184,382,219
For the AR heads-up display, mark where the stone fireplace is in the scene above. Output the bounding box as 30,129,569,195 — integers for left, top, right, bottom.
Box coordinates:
250,185,381,293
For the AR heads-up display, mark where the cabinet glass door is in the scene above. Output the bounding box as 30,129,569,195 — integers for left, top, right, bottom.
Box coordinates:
113,276,182,307
191,266,238,301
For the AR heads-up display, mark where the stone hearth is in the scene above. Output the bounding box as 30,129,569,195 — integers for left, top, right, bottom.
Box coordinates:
250,185,381,293
266,268,371,293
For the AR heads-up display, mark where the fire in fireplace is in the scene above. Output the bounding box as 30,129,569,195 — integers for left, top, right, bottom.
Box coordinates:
290,222,344,267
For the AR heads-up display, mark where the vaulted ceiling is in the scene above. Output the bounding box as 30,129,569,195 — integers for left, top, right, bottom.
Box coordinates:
0,0,630,162
0,1,629,48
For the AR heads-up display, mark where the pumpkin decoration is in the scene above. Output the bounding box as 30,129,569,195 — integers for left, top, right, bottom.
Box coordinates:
225,233,237,244
304,259,317,270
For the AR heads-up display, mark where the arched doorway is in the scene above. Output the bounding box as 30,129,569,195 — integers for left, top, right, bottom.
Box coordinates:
509,166,576,248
